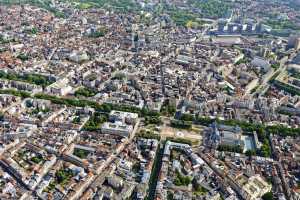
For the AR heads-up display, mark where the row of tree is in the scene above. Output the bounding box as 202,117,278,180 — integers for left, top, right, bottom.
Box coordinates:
170,119,192,129
34,93,161,118
0,70,54,87
179,113,300,138
273,80,300,96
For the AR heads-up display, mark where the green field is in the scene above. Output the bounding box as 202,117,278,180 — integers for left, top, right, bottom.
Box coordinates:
0,0,140,15
0,0,65,17
189,0,232,19
0,0,231,27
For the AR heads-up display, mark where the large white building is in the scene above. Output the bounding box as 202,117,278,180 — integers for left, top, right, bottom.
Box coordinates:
210,122,244,149
289,53,300,72
46,78,72,96
109,110,138,125
101,122,133,137
234,174,272,200
251,57,271,73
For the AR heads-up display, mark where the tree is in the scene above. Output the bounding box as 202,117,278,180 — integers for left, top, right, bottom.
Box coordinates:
74,149,89,159
245,150,256,157
31,27,38,34
174,169,191,186
72,116,81,124
167,192,174,200
56,169,73,185
262,192,274,200
17,53,29,61
170,120,192,129
179,113,195,121
145,116,162,125
75,87,96,97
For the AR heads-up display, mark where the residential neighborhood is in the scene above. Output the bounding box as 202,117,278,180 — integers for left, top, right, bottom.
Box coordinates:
0,0,299,200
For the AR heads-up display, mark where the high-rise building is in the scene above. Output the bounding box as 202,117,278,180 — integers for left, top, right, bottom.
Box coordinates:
295,38,300,50
288,35,300,49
